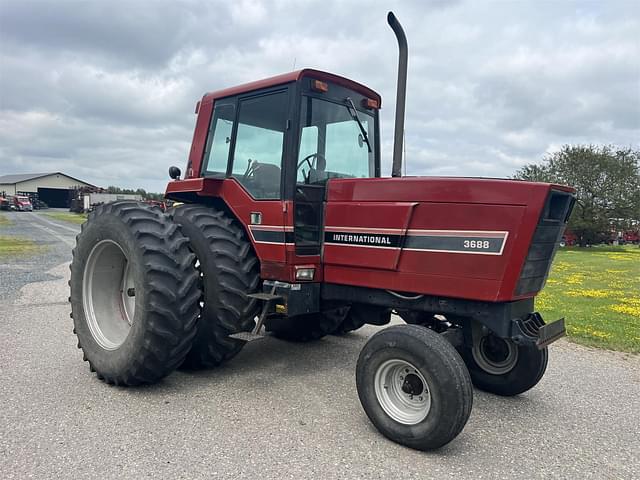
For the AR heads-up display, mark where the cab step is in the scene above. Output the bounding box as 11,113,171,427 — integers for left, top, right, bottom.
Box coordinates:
228,331,267,342
231,287,282,342
246,292,283,302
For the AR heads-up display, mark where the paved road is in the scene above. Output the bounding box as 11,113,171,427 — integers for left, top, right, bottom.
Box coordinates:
1,212,639,479
0,210,80,300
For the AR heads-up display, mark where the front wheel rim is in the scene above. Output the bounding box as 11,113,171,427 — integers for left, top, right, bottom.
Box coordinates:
374,359,431,425
82,240,135,350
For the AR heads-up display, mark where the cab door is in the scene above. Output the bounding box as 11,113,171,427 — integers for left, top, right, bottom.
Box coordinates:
200,88,292,270
228,89,290,266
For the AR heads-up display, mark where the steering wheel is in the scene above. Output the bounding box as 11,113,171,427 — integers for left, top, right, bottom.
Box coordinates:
242,158,258,181
297,153,326,183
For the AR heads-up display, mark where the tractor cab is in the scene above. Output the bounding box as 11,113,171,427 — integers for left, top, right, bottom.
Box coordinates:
167,69,382,280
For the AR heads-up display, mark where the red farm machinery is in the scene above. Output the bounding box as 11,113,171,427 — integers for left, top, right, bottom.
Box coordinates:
69,13,574,450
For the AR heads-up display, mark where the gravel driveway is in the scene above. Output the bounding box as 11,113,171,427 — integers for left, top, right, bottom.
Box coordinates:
1,211,638,479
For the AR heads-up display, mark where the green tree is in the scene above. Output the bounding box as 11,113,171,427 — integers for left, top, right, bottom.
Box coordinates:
106,185,164,201
515,145,640,246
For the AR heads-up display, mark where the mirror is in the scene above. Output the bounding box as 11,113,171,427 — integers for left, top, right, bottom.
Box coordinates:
358,133,364,149
169,166,181,180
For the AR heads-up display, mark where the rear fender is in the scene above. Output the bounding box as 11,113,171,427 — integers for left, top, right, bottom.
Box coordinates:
165,177,287,278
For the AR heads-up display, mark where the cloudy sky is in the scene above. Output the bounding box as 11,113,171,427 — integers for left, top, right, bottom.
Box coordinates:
1,0,638,192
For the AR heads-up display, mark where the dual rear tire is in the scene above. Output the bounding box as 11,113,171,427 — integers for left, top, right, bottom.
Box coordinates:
71,202,260,383
170,205,260,369
70,202,201,385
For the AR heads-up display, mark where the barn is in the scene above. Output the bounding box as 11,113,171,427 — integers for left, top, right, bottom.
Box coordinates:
0,172,97,208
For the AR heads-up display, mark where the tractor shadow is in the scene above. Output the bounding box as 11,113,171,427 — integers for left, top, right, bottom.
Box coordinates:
120,328,550,459
177,331,366,388
117,329,369,398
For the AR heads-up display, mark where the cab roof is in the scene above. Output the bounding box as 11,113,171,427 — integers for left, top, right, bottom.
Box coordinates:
202,69,381,106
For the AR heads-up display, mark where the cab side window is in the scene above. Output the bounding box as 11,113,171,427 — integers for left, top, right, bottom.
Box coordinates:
202,103,235,175
231,91,287,199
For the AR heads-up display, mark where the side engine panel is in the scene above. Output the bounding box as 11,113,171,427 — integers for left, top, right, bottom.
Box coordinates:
322,177,573,302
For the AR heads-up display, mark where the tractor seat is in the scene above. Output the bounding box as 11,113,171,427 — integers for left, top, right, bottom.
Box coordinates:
252,163,281,196
307,168,328,184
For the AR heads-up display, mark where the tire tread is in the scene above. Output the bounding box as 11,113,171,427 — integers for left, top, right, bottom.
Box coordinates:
170,205,260,369
70,201,200,385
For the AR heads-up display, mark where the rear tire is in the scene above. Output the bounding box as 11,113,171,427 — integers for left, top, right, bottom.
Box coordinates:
356,325,473,450
461,332,548,396
170,205,260,369
70,201,201,385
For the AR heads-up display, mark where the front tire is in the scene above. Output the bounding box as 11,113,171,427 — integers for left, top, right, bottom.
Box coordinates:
461,332,548,396
70,201,201,385
356,325,473,451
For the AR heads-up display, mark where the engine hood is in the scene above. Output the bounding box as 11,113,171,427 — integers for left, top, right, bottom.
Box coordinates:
326,176,574,205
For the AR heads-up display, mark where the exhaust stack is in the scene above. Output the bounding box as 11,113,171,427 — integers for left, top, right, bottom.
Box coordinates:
387,12,408,178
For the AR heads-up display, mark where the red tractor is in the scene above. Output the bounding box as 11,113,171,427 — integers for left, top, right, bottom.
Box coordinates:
69,13,573,450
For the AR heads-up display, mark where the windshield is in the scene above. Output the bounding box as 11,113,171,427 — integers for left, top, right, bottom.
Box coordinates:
16,196,30,202
297,96,376,184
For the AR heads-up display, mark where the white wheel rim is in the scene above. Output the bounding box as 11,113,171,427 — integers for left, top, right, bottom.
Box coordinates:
374,359,431,425
82,240,135,350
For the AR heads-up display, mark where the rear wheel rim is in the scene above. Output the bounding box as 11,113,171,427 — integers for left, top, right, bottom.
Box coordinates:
374,359,431,425
82,240,135,350
472,335,518,375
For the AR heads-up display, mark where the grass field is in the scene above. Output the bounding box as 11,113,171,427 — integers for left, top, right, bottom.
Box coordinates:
537,245,640,353
44,211,87,224
0,236,41,257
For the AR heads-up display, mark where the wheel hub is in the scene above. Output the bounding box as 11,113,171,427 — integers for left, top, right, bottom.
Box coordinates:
401,373,424,396
374,359,431,425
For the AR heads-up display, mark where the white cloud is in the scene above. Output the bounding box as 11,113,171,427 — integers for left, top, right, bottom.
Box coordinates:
0,0,638,192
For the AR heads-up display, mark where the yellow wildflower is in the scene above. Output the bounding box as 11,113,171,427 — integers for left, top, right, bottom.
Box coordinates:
566,289,610,298
610,304,640,317
589,330,612,339
565,274,584,285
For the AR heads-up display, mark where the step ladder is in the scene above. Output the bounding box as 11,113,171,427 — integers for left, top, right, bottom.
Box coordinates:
228,286,282,342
